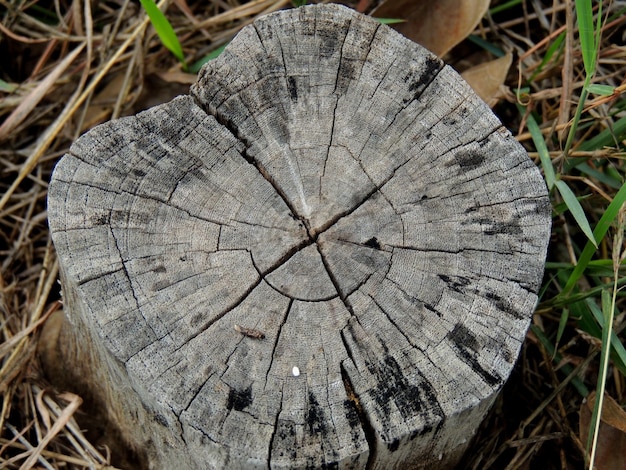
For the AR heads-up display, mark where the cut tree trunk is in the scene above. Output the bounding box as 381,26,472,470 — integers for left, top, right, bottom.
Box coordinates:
47,4,551,469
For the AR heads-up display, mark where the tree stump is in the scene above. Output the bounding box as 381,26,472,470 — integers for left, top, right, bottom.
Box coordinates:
47,4,551,469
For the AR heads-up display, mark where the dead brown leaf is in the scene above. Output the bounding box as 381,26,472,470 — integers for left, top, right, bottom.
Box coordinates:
579,391,626,470
372,0,490,57
461,52,513,107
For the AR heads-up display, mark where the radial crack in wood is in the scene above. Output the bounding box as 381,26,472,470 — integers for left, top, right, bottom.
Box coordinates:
47,4,550,469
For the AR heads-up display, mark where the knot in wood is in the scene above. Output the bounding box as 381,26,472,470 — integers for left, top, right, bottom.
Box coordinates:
48,4,551,469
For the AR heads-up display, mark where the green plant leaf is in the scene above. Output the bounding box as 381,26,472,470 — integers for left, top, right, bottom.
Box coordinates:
587,84,616,96
519,104,556,190
561,180,626,296
140,0,185,65
575,0,595,76
584,298,626,376
555,180,597,248
0,79,16,92
374,18,407,25
189,44,228,74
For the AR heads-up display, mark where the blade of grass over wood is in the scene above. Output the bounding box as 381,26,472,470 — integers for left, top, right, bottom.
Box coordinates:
189,44,228,74
140,0,185,66
374,18,407,24
561,181,626,297
554,180,597,247
518,105,556,190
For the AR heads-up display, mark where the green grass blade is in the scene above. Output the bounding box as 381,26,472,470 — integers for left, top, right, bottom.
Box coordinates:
555,180,597,247
577,114,626,152
561,181,626,296
575,163,623,190
529,31,565,82
587,289,614,461
467,35,504,57
140,0,185,65
489,0,522,15
189,44,228,73
518,105,556,190
374,18,407,25
587,84,616,96
0,79,16,92
575,0,596,76
585,298,626,376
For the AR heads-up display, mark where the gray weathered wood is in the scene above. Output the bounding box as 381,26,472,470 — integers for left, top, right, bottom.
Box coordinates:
47,4,551,469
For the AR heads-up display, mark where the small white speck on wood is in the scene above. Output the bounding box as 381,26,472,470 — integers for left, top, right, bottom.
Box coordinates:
47,4,550,469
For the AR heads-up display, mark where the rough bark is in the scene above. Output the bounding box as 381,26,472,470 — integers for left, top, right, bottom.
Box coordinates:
47,4,551,469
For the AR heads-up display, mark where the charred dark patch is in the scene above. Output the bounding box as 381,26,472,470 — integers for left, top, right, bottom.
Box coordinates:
451,149,485,169
343,399,361,430
154,413,168,427
485,291,524,320
447,323,501,387
365,345,444,431
227,385,252,411
424,303,442,317
319,30,342,58
364,237,381,250
272,419,297,458
438,274,471,293
337,59,357,93
91,214,108,226
407,57,442,95
307,392,328,435
287,76,298,101
387,438,400,452
485,220,522,235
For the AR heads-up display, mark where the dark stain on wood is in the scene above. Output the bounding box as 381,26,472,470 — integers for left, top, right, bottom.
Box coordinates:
438,274,471,294
452,149,486,169
405,56,442,102
366,347,444,429
287,76,298,101
154,413,168,427
484,291,524,320
307,392,328,435
364,237,381,250
424,303,442,317
447,323,501,387
485,220,522,235
227,385,252,411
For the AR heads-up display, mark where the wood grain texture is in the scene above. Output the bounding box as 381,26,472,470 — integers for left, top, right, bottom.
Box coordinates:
47,4,551,469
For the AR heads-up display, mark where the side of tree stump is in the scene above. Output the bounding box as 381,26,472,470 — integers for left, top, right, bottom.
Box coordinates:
47,4,551,469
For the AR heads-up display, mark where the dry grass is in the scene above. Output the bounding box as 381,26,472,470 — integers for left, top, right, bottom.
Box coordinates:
1,0,625,468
